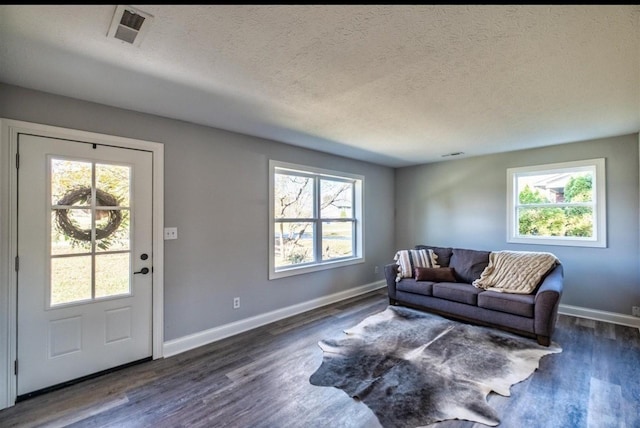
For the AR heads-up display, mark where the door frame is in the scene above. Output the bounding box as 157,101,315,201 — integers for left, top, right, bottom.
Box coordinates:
0,119,165,409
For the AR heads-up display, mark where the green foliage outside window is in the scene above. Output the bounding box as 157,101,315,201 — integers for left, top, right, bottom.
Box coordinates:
518,175,593,238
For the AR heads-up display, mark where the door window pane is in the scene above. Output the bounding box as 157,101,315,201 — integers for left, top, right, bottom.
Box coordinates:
51,159,92,205
96,209,130,252
96,164,130,207
95,253,130,298
51,256,92,305
51,212,91,255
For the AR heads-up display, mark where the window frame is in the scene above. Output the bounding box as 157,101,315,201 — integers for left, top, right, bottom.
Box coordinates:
506,158,606,248
269,160,364,279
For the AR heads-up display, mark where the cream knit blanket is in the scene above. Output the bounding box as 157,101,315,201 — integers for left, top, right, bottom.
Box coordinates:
472,251,558,294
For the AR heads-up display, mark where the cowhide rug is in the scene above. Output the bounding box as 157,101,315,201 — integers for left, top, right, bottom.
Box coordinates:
309,305,561,427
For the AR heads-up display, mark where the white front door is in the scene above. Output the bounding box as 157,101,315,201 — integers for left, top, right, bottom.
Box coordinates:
17,134,153,396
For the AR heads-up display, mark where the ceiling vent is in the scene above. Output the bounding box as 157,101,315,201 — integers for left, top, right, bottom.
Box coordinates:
441,152,465,158
107,5,153,47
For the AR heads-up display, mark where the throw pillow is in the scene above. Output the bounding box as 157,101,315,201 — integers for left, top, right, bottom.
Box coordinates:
449,248,490,283
414,267,457,283
415,245,453,267
393,249,439,282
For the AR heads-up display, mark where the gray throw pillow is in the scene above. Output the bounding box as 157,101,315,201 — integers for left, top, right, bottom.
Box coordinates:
449,248,490,283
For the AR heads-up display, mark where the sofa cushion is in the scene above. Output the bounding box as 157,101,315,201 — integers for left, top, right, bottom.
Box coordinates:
414,267,457,283
449,248,490,283
478,291,535,318
415,245,453,267
396,278,434,296
433,282,482,305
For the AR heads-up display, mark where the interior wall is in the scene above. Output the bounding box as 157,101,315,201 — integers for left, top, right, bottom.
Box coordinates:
0,83,396,341
395,133,640,315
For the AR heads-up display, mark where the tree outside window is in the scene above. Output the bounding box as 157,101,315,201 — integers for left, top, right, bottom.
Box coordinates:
269,161,363,279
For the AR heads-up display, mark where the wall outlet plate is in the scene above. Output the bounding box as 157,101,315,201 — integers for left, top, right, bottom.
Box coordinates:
233,297,240,309
164,227,178,240
632,306,640,317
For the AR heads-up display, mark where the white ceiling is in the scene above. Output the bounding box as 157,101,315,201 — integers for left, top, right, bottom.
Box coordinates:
1,5,638,167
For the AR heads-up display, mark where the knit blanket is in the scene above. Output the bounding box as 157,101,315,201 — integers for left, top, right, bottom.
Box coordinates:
472,251,558,294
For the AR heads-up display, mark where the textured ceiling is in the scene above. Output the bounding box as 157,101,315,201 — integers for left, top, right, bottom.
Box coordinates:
0,5,638,167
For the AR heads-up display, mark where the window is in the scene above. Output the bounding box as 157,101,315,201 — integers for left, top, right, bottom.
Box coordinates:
269,160,364,279
507,158,606,247
50,157,132,306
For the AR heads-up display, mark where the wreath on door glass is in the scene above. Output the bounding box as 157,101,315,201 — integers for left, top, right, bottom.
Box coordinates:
55,186,123,242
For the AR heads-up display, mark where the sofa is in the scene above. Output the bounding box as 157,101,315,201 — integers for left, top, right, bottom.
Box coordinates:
384,245,563,346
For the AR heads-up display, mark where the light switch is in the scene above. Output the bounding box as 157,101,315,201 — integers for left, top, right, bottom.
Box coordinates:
164,227,178,240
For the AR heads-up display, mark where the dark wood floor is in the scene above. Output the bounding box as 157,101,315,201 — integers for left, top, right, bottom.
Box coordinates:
1,289,639,428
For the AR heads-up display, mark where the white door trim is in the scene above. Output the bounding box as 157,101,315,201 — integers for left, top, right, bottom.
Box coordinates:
0,118,164,409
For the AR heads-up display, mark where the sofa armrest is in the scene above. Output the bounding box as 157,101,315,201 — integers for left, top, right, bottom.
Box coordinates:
534,264,564,339
384,263,399,302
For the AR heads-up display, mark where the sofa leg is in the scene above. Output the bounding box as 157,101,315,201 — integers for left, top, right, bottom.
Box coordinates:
536,335,550,347
389,298,397,305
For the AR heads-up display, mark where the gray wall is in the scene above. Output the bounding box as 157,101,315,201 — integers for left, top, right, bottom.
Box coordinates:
0,83,396,341
2,82,637,329
395,134,640,315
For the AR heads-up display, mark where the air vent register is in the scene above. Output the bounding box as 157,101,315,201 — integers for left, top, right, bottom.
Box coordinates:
107,5,153,47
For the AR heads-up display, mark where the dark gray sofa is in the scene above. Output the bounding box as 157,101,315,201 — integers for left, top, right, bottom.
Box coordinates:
384,245,563,346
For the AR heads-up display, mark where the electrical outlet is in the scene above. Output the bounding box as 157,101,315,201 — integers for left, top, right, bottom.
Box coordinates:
164,227,178,240
233,297,240,309
632,306,640,317
374,265,379,274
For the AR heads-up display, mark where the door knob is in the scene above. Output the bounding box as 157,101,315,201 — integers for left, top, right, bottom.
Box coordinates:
134,267,150,275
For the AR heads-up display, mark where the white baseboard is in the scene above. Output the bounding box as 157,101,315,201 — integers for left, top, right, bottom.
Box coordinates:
559,304,640,329
163,280,387,358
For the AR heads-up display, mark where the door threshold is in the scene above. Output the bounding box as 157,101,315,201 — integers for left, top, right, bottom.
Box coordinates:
16,356,152,403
